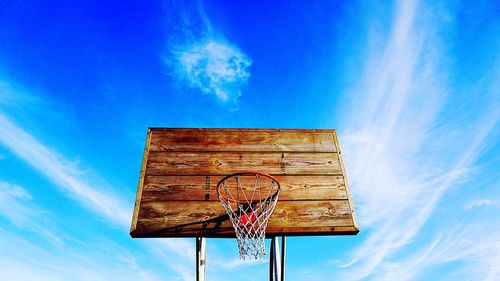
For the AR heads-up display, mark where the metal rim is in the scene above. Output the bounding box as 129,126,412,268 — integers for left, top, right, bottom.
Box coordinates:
216,170,281,203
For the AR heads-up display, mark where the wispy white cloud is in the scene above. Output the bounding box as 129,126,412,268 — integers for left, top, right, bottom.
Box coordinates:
0,227,163,281
145,240,195,281
336,0,500,279
0,78,39,107
0,112,131,226
0,181,64,245
0,81,195,280
464,198,500,209
172,40,251,103
0,179,165,281
372,223,500,280
210,254,264,271
164,4,251,105
0,181,34,224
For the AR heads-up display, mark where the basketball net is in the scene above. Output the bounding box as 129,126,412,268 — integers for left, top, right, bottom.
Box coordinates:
216,172,281,259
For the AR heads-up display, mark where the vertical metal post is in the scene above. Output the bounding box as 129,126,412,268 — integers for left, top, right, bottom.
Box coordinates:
269,238,274,281
269,237,281,281
281,236,286,281
196,237,206,281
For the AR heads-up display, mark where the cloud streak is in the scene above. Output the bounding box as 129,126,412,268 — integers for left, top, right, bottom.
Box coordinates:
372,221,500,281
0,181,36,224
0,80,195,280
464,198,500,209
172,40,251,103
336,0,499,279
164,3,251,106
0,181,63,245
0,112,131,226
0,227,163,281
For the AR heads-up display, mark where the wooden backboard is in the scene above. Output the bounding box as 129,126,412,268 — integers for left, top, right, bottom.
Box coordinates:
130,128,359,238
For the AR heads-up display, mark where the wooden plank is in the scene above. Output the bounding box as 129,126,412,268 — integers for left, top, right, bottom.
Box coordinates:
268,226,358,236
133,200,354,236
130,128,359,238
331,131,359,231
149,128,337,153
131,226,360,237
142,175,348,201
130,130,152,233
145,152,342,175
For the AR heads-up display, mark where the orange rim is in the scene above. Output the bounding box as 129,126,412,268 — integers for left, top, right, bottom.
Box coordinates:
216,171,281,203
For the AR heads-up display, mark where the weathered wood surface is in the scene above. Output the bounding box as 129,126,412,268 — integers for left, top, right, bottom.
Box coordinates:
132,226,359,237
130,130,151,235
132,200,354,237
150,128,338,152
146,152,342,175
142,175,347,201
130,128,359,238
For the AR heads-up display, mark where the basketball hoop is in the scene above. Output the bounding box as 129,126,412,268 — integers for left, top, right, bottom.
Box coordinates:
216,171,281,259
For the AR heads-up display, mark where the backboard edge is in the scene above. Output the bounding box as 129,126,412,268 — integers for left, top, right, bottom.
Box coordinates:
130,128,153,235
332,130,360,232
130,226,360,238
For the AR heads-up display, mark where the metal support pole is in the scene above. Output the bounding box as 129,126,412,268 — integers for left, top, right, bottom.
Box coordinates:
281,236,286,281
196,237,206,281
269,238,274,281
269,237,281,281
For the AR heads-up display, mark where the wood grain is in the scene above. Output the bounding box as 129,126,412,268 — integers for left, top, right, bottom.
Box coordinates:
146,152,342,175
331,131,360,232
150,128,337,152
130,130,152,233
132,200,354,237
131,226,359,237
142,175,347,201
130,128,359,237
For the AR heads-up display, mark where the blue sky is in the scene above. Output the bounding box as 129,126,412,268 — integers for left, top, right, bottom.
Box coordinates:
0,0,499,280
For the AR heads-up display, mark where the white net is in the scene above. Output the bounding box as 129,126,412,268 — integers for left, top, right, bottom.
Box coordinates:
216,172,281,259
